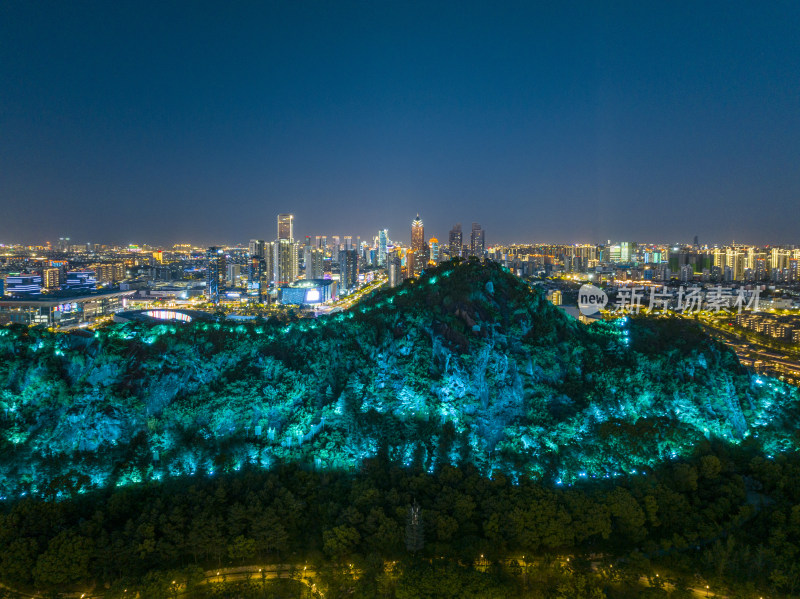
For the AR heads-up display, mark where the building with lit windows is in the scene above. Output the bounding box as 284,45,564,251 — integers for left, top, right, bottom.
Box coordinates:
273,239,299,285
388,254,403,288
307,248,325,279
0,289,135,327
339,248,358,291
42,268,61,289
411,215,424,250
206,246,226,302
5,275,42,296
280,279,336,305
410,214,425,276
378,229,388,267
278,213,294,241
470,223,485,257
449,224,462,259
429,237,440,264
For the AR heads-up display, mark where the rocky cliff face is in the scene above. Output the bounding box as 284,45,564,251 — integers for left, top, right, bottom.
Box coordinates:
0,260,797,498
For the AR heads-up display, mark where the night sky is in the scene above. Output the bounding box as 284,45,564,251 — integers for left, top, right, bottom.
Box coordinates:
1,1,799,246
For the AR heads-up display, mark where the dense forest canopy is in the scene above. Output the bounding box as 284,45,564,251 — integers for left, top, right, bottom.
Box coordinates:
0,260,797,500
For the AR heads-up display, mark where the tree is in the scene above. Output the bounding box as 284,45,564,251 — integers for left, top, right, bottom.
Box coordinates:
405,501,424,554
33,530,93,589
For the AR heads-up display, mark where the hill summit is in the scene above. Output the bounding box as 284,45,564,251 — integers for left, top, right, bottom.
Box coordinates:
0,260,797,497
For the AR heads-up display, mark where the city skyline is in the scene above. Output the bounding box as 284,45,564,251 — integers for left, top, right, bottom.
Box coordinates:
2,2,800,245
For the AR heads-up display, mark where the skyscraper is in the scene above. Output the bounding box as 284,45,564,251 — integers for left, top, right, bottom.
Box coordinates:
378,229,388,267
448,224,462,259
249,239,265,259
411,214,424,276
273,239,299,286
411,215,424,251
307,248,325,279
340,249,358,291
470,223,485,257
277,214,294,241
429,237,440,264
206,246,226,302
388,253,402,288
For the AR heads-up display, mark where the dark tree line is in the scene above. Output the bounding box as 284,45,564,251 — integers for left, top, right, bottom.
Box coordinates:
1,442,800,597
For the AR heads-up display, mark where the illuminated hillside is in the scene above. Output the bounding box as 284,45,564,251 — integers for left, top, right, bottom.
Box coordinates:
0,260,797,498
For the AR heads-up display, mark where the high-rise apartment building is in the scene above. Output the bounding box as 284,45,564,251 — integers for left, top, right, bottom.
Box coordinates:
273,239,299,286
448,224,462,259
405,249,416,279
42,268,61,289
388,254,402,288
470,223,485,257
340,249,358,291
307,248,325,279
249,239,266,259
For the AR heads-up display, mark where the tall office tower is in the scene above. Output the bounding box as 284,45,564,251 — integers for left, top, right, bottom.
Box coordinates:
344,236,353,250
619,241,632,263
448,224,462,259
308,248,325,279
470,223,485,257
249,239,266,259
273,239,299,286
378,229,388,267
249,255,266,302
388,254,403,288
206,246,226,302
302,244,312,274
277,214,294,241
226,264,242,287
411,214,425,252
340,249,359,291
429,237,440,264
405,249,416,279
410,214,425,276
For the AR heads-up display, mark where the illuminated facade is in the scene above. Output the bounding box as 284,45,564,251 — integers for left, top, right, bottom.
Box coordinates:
0,290,134,326
277,213,294,241
273,239,299,285
429,237,439,264
388,254,402,288
411,215,424,252
340,248,358,290
448,224,462,259
307,247,325,279
470,223,484,257
5,275,42,296
411,214,425,276
378,229,388,267
206,246,226,302
280,279,336,305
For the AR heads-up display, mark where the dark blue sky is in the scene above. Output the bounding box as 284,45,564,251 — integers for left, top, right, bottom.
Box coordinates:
1,1,799,246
